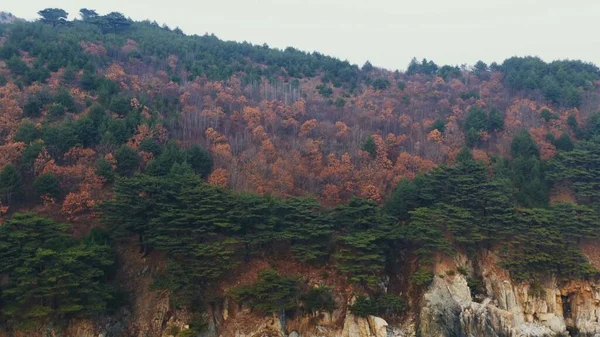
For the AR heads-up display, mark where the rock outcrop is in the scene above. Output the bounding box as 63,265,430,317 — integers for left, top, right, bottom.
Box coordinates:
417,252,600,337
5,250,600,337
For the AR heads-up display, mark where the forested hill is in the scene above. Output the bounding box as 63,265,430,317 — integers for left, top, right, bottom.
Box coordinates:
1,8,600,335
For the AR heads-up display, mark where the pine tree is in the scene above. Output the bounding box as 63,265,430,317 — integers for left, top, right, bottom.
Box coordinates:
362,136,377,158
274,198,332,263
33,173,62,199
186,144,213,178
0,214,114,328
509,130,548,207
232,269,301,314
0,163,23,204
548,139,600,210
231,193,276,260
332,199,395,286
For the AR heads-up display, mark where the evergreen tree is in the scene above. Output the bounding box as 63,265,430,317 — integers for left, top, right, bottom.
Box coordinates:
489,107,504,131
0,164,23,204
33,173,62,199
145,143,186,176
186,145,213,178
114,145,139,176
232,269,301,314
231,193,276,260
384,178,421,221
14,121,41,144
274,198,332,263
96,158,115,184
0,214,115,329
362,136,377,158
509,130,548,207
548,139,600,210
332,199,395,286
100,174,166,253
38,8,69,26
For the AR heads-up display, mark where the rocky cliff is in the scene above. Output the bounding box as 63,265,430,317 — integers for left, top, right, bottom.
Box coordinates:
9,250,600,337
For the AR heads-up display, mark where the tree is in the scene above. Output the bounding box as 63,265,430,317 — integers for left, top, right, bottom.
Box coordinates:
230,193,275,260
114,145,139,176
274,198,332,263
38,8,69,26
300,286,336,313
511,130,540,158
431,119,446,133
548,139,600,210
553,133,574,152
232,269,301,314
0,164,23,204
145,143,186,176
33,173,62,200
0,214,115,329
186,145,213,178
148,178,239,299
332,199,395,286
108,95,131,116
371,78,390,91
384,178,421,221
489,108,504,131
587,112,600,138
362,136,377,158
104,12,131,33
14,121,41,144
463,107,492,147
437,65,461,80
79,8,99,21
96,158,115,184
23,96,44,117
100,174,167,253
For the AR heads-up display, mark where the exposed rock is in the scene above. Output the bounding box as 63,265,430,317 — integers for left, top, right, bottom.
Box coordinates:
368,315,388,337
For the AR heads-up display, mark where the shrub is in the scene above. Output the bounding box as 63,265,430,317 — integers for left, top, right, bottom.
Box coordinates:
529,281,546,298
349,295,376,317
232,269,301,314
301,286,336,313
350,293,406,318
410,268,434,287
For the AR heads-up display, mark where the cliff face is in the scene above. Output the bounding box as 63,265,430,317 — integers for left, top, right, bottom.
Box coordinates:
418,252,600,337
9,250,600,337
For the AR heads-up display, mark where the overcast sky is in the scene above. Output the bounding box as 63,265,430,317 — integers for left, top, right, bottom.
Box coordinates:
4,0,600,70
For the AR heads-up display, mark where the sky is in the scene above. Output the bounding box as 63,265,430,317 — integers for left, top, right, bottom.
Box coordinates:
4,0,600,70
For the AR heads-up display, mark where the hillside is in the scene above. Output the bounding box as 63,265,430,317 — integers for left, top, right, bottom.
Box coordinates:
0,8,600,337
0,12,21,24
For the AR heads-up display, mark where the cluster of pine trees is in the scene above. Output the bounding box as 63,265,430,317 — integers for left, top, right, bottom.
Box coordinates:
0,215,116,329
98,118,600,320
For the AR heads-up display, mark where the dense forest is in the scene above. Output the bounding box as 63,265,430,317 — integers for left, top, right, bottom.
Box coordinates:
0,8,600,334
